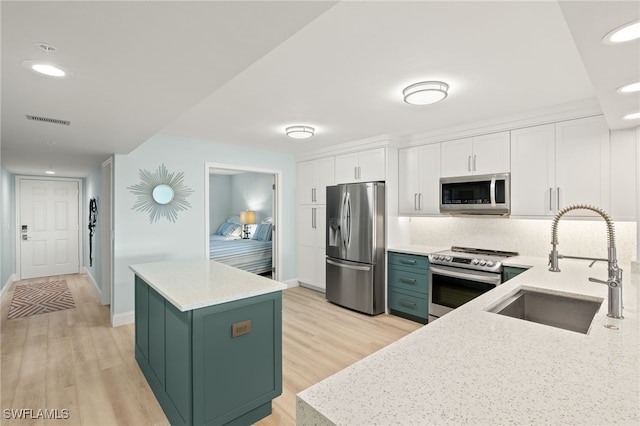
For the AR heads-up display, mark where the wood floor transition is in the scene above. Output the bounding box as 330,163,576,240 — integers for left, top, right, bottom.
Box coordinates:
1,274,421,425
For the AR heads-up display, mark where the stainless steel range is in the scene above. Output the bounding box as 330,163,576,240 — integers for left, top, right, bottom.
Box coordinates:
428,246,518,321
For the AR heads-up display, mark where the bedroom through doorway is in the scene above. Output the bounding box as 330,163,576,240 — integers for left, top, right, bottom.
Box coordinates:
205,164,280,281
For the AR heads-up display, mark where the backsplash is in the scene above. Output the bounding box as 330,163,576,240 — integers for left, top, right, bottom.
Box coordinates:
410,216,637,265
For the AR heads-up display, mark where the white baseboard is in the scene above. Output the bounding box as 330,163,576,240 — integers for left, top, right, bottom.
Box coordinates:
112,311,134,327
1,274,16,301
299,282,326,293
282,278,299,289
82,267,103,302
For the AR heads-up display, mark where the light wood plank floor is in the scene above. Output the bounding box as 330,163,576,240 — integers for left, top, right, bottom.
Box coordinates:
1,274,421,425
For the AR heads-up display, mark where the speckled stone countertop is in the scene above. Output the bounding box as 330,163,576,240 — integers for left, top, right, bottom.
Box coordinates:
129,259,286,312
297,249,639,425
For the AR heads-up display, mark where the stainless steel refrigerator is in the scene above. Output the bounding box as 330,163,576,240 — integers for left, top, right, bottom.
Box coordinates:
326,182,385,315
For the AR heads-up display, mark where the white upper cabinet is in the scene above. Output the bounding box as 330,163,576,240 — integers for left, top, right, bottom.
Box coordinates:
335,148,386,183
398,143,441,215
555,116,609,212
440,131,510,177
510,116,610,216
297,157,334,205
510,124,556,216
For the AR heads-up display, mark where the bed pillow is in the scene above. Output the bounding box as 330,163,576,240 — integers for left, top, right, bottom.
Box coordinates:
226,215,242,225
252,223,272,241
216,221,240,237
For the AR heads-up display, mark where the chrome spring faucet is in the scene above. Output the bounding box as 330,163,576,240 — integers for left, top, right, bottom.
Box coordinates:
548,204,623,319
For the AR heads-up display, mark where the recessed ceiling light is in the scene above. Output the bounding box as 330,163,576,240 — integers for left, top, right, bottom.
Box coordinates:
617,81,640,94
622,112,640,120
22,60,70,77
403,81,449,105
603,20,640,44
286,125,315,139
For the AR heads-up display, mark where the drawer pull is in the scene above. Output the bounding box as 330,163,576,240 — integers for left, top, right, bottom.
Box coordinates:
399,259,416,265
399,277,417,284
399,300,416,309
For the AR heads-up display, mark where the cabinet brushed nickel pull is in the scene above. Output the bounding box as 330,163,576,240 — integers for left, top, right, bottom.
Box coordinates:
468,155,471,172
312,208,316,229
400,277,417,284
400,259,416,265
414,193,418,211
549,188,553,211
399,300,416,308
557,187,560,210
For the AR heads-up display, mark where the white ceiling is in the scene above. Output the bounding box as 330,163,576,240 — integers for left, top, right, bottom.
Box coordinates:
1,1,638,178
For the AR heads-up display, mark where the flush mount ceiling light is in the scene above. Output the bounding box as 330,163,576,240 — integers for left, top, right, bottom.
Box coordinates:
403,81,449,105
617,81,640,94
623,112,640,120
21,60,70,77
603,20,640,44
286,125,315,139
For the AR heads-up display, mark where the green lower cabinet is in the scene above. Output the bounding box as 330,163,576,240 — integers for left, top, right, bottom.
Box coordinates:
502,266,528,282
388,252,429,324
134,276,282,426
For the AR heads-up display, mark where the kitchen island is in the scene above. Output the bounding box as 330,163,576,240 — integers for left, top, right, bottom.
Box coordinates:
297,252,639,425
130,259,286,426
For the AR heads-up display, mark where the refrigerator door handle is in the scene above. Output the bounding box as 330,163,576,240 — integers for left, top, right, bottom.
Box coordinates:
345,192,352,248
327,258,371,271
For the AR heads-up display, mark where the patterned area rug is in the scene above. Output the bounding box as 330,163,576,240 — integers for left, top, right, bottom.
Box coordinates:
7,280,76,319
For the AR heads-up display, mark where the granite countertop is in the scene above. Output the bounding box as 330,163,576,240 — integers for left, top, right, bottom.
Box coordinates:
297,249,639,425
129,259,286,312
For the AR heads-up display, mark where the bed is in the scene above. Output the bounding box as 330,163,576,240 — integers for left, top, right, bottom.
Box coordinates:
209,217,273,275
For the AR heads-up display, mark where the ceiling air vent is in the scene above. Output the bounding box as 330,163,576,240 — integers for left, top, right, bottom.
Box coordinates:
26,115,70,126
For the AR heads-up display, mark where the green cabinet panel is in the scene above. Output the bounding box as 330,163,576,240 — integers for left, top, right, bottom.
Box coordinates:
388,252,429,269
503,266,528,282
389,288,428,320
388,251,430,324
388,266,428,293
148,287,165,387
135,276,282,426
193,293,282,426
135,277,149,361
165,301,192,425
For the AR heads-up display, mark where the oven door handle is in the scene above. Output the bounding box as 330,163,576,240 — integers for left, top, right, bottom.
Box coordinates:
430,265,501,285
490,177,496,207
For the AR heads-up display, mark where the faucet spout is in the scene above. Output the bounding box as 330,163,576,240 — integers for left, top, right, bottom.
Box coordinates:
548,204,623,319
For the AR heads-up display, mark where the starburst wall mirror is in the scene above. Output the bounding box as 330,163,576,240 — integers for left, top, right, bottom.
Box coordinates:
128,164,194,223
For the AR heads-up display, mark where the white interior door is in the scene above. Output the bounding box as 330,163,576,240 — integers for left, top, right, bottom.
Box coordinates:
20,179,80,279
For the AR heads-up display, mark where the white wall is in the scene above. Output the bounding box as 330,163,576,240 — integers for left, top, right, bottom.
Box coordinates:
209,174,232,232
0,167,16,290
113,134,296,319
83,167,102,292
230,172,273,225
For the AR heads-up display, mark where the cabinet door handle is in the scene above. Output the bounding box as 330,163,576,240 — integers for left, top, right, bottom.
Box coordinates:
399,300,416,309
414,193,418,211
399,259,416,265
400,277,417,284
354,167,358,180
358,166,362,179
557,187,560,210
468,155,472,172
312,208,316,229
549,188,553,211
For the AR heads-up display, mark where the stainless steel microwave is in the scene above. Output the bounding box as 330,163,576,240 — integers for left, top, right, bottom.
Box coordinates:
439,173,510,215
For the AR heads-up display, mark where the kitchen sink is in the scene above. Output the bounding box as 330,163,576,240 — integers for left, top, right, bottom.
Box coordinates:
486,287,604,334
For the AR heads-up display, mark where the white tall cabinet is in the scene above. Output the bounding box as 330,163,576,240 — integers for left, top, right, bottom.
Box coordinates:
398,143,441,215
510,116,610,216
297,158,334,291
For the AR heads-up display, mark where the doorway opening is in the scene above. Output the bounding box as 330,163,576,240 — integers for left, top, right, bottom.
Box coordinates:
204,163,281,281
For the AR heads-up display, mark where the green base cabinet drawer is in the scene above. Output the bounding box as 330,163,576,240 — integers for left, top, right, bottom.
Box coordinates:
388,266,428,293
389,289,428,321
388,252,429,269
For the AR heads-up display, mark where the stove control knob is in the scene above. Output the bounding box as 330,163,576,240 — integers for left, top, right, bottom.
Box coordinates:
472,259,480,265
486,261,495,267
479,259,487,266
445,256,452,262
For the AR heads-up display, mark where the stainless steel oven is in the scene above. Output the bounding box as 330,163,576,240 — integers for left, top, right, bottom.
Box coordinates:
428,247,518,321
